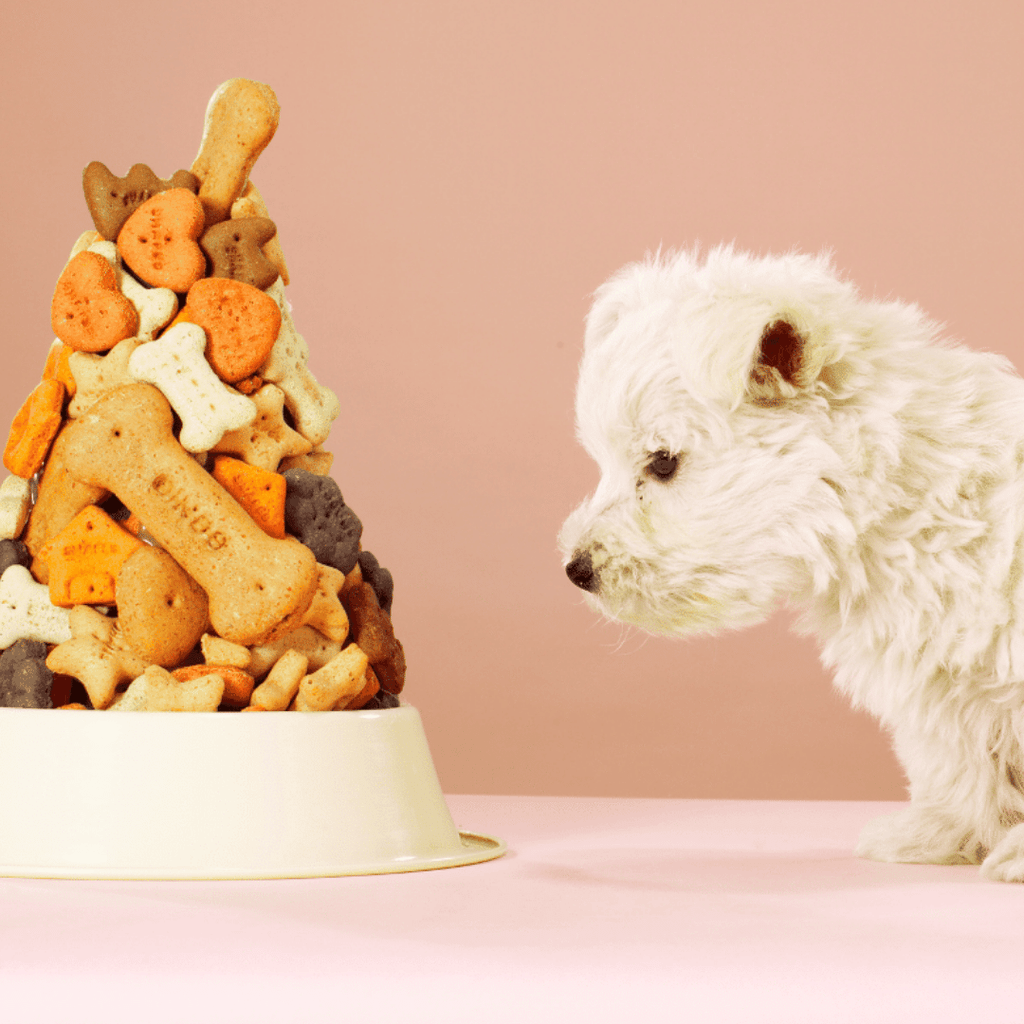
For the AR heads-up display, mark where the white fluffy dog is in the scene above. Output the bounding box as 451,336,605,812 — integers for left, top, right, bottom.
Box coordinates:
560,245,1024,881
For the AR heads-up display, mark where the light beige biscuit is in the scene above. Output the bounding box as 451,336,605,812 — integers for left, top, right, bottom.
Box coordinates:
209,383,310,471
278,447,333,476
299,564,349,643
111,665,224,712
57,383,318,645
246,624,342,679
45,605,151,709
0,475,32,541
248,648,306,711
230,180,289,285
116,546,209,666
200,632,251,670
128,323,257,453
191,79,280,227
260,279,339,446
294,644,369,712
0,564,73,648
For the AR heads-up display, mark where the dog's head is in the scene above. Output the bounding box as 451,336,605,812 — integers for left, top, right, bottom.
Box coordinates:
560,245,880,637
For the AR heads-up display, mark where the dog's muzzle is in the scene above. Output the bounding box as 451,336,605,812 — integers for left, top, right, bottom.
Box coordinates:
565,550,600,593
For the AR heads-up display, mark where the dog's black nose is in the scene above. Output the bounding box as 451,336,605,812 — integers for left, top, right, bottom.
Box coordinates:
565,550,599,592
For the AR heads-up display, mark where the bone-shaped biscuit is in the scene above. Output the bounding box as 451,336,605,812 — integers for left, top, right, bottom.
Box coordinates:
191,79,280,227
128,323,257,452
0,564,72,649
260,279,339,446
87,240,178,341
58,383,318,645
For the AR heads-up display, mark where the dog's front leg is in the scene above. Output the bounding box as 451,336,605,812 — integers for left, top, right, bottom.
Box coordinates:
855,804,980,866
980,824,1024,882
855,721,994,866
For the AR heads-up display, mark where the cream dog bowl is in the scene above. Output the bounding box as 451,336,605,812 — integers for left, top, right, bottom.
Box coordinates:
0,705,504,879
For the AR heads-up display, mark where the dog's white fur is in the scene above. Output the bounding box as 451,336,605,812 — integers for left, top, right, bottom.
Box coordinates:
559,245,1024,881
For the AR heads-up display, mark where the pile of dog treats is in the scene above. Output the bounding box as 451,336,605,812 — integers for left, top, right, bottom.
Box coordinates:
0,79,404,712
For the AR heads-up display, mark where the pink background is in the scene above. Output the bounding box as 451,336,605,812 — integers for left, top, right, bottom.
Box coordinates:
1,0,1021,801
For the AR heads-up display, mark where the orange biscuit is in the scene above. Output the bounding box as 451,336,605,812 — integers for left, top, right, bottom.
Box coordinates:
3,379,65,479
51,250,139,353
172,663,254,708
211,455,286,538
42,341,77,398
182,277,281,383
117,188,206,292
37,504,143,607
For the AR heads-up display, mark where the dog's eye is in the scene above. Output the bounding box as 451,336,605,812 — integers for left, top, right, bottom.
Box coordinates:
645,450,679,481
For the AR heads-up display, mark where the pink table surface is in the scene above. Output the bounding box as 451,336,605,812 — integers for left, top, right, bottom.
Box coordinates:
1,794,1021,1023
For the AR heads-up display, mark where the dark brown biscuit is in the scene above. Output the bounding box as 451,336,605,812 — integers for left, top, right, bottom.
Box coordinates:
200,217,279,289
83,162,200,240
343,581,406,694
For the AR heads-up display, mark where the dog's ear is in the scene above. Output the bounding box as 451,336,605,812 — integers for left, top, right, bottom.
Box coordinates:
748,319,825,404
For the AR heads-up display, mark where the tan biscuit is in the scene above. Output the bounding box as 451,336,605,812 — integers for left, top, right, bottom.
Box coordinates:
338,664,380,710
248,648,306,710
46,605,151,709
200,632,251,670
128,323,257,452
246,625,342,679
57,383,318,645
294,644,368,712
230,181,289,285
191,79,280,227
172,663,253,707
0,475,32,541
0,565,73,648
116,546,209,666
261,279,339,446
278,447,333,476
299,564,349,643
111,665,224,713
68,337,142,418
209,383,311,471
23,424,109,580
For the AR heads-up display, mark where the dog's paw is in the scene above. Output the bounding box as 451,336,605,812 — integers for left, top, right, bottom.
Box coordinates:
855,806,976,865
980,824,1024,883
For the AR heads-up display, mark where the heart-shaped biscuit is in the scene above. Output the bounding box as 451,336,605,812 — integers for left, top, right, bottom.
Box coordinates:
82,162,200,241
51,250,139,352
117,188,207,292
183,277,282,383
